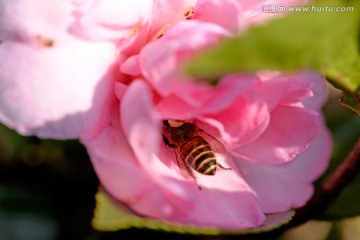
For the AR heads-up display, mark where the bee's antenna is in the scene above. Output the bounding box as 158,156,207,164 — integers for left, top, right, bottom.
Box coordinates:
217,163,232,171
192,175,202,190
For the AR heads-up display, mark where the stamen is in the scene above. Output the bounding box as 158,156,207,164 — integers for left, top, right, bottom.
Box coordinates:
129,23,142,36
35,35,54,48
151,23,173,41
184,7,195,20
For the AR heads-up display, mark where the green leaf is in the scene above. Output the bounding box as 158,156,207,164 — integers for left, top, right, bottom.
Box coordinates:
186,0,360,112
92,189,294,235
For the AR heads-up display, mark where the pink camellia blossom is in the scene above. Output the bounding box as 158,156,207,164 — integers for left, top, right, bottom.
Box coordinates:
0,0,331,230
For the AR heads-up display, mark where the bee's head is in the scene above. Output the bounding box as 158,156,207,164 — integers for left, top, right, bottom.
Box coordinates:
163,119,187,128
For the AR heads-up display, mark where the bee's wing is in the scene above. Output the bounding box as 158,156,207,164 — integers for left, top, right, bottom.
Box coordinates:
173,147,194,180
194,127,227,154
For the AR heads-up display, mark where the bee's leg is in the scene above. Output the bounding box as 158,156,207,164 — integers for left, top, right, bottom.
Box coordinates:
191,175,202,190
217,163,232,170
163,135,175,148
187,168,202,190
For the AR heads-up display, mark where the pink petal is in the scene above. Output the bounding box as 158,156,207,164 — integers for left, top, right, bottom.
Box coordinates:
259,71,313,111
195,0,245,31
0,0,119,139
259,70,328,111
119,80,161,165
297,70,328,110
236,123,332,212
258,71,293,111
120,55,141,76
279,77,313,106
234,105,320,164
198,74,270,146
140,20,230,96
83,112,148,201
70,0,153,41
155,73,261,120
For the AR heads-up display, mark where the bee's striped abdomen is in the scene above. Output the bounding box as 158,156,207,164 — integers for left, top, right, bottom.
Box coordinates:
180,136,217,175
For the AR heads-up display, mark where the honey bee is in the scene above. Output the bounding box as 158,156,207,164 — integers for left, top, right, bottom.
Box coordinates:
162,120,231,185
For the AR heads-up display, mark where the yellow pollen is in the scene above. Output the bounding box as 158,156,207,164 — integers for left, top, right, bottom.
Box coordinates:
129,23,142,35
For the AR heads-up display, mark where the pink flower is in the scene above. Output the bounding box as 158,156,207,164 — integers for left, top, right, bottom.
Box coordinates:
0,0,331,230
